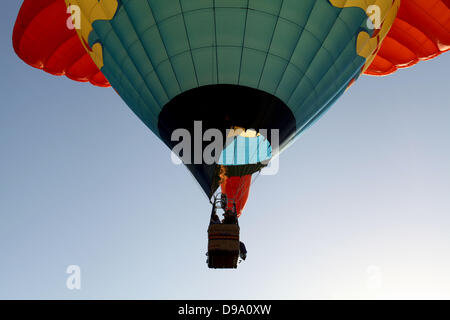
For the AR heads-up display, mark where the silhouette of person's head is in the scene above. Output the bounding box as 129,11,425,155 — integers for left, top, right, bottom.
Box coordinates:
220,194,228,209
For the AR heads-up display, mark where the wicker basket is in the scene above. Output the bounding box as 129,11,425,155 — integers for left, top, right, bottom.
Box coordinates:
207,224,240,269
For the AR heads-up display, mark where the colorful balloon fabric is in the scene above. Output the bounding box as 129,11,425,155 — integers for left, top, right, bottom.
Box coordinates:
13,0,450,215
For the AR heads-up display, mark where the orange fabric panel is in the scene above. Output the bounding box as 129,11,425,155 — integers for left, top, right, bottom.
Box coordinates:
220,175,252,218
13,0,109,87
366,0,450,75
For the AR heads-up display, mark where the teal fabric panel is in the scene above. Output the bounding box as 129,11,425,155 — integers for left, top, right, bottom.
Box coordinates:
88,0,372,144
219,135,272,166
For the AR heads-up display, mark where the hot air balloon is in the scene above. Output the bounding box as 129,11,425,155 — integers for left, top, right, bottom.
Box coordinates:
13,0,450,268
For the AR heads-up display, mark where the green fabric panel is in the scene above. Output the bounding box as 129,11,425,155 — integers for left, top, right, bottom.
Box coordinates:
87,0,373,141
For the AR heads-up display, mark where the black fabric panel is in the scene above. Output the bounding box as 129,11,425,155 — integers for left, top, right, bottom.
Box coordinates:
158,85,296,197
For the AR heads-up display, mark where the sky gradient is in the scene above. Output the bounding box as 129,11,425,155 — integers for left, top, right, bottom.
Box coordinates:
1,2,450,299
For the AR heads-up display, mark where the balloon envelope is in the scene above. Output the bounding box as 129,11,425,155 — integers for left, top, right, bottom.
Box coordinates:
13,0,449,215
55,0,401,198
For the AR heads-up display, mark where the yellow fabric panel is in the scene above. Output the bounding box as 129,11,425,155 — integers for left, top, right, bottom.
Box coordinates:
65,0,119,69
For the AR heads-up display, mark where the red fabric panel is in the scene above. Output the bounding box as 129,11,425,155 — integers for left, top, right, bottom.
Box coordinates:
13,0,110,87
366,0,450,75
220,175,252,218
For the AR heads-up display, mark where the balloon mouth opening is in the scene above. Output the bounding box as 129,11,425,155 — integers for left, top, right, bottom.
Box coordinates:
157,84,297,197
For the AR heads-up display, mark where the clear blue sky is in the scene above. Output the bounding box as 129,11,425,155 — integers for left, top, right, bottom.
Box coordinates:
1,2,450,299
